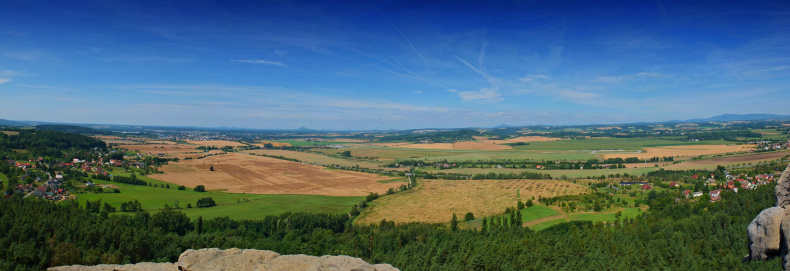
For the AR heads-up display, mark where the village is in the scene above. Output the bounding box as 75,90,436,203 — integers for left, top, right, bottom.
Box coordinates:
614,169,781,203
3,149,155,201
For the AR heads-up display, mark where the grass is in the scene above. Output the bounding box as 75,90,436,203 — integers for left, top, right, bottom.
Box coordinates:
0,172,8,188
376,177,409,184
269,140,353,147
465,205,560,229
162,194,361,220
529,218,567,231
512,137,731,151
521,205,560,222
529,207,644,230
566,207,642,222
75,177,362,220
438,166,658,178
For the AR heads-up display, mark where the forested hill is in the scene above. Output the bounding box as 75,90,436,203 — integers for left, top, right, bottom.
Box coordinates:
0,179,781,270
0,129,106,157
36,124,114,136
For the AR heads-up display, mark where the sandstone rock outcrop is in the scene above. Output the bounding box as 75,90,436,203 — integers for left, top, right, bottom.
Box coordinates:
747,162,790,269
748,206,785,260
50,248,398,271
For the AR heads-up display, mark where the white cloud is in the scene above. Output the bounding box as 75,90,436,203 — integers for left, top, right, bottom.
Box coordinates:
1,50,43,61
0,70,20,77
593,72,660,83
458,88,502,102
413,90,423,94
518,74,549,82
234,59,287,67
0,78,10,85
98,56,192,63
557,89,600,100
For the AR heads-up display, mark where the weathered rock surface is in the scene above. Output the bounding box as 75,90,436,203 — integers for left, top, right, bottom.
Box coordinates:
748,206,785,260
50,248,398,271
748,162,790,270
775,164,790,208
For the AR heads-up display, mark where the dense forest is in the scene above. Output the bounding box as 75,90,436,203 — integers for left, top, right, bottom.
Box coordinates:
0,181,781,270
0,129,107,158
35,125,114,136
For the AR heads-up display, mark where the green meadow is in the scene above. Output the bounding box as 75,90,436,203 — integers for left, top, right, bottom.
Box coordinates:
529,207,644,231
513,137,731,151
466,204,560,229
74,176,361,220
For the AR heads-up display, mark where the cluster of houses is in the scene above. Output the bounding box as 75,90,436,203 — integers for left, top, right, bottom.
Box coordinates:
752,139,790,151
4,150,154,201
611,170,781,203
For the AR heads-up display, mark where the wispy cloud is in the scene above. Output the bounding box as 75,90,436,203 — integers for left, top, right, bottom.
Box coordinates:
413,90,423,94
98,56,192,63
1,50,43,61
233,59,288,67
557,89,600,100
453,47,504,103
518,74,549,82
592,72,660,83
0,79,10,85
458,88,501,102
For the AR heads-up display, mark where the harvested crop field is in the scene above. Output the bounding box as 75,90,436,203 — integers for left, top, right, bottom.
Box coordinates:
665,150,790,170
151,152,401,196
254,141,292,147
355,179,590,224
378,141,512,150
486,136,565,144
117,143,201,156
240,149,392,170
186,140,248,147
598,144,754,160
390,143,455,149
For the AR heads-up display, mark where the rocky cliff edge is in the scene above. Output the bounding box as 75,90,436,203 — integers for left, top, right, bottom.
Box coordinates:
49,248,398,271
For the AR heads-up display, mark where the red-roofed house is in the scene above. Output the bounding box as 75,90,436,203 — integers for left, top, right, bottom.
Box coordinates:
710,189,722,202
669,182,679,187
641,184,653,190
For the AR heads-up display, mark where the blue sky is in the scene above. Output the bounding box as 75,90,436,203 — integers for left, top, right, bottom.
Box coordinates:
1,0,789,130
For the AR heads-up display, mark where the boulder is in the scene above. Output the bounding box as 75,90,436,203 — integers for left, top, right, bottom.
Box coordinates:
177,248,280,270
50,249,398,271
748,206,786,260
49,262,177,271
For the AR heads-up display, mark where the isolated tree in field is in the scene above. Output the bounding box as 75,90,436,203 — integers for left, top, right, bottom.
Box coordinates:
178,185,186,190
196,197,216,207
517,200,525,210
340,150,352,157
526,199,534,207
464,212,475,221
451,213,458,231
209,166,214,171
194,185,206,192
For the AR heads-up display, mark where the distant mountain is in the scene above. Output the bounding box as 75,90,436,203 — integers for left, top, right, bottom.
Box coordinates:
0,119,26,127
687,114,790,122
493,124,512,128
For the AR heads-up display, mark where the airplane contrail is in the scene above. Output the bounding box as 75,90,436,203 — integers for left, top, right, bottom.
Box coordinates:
377,7,429,66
